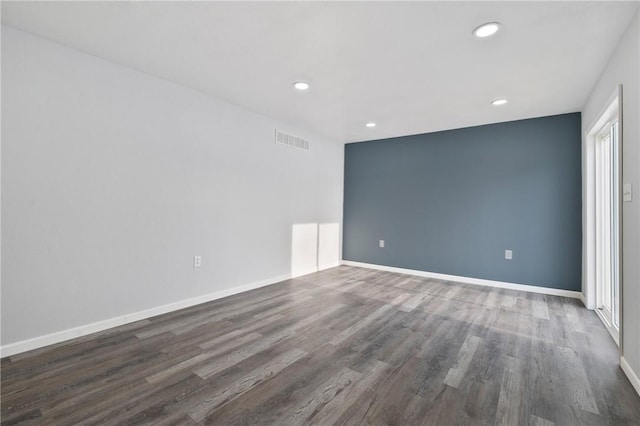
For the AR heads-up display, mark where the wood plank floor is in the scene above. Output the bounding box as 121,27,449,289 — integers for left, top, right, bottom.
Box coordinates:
2,266,640,425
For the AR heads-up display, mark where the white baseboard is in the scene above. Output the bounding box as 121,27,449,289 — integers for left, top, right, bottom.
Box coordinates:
341,260,582,299
0,273,291,358
291,268,319,278
0,261,582,358
318,262,341,271
621,356,640,397
291,262,341,279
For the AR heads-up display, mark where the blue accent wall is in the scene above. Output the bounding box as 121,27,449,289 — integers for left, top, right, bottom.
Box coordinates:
343,113,582,291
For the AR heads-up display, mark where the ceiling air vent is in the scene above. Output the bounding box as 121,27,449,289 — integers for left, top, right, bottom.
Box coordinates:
275,129,310,151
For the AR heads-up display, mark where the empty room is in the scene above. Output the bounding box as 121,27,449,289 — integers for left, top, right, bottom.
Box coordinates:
1,1,640,425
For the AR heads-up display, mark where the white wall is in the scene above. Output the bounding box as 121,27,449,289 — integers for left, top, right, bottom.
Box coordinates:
0,26,344,351
582,9,640,390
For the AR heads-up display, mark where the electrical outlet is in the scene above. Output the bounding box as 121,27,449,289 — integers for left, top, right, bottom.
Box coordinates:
505,250,513,260
379,240,385,248
193,255,202,268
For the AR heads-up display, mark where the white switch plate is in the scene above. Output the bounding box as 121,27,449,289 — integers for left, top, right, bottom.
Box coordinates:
193,255,202,268
623,183,632,202
379,240,385,248
505,250,513,260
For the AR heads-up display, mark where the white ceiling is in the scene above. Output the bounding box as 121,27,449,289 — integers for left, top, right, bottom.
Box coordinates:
2,1,638,143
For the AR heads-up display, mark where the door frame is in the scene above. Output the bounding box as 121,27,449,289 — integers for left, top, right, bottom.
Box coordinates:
583,85,623,347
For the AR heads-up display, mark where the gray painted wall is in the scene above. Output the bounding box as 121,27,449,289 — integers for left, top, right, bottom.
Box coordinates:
343,113,582,291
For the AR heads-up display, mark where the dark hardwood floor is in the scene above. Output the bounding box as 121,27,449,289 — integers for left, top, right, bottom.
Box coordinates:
2,266,639,425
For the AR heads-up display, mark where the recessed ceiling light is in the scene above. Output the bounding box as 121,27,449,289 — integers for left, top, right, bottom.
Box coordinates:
293,81,309,90
473,22,501,38
365,122,377,128
492,99,508,106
